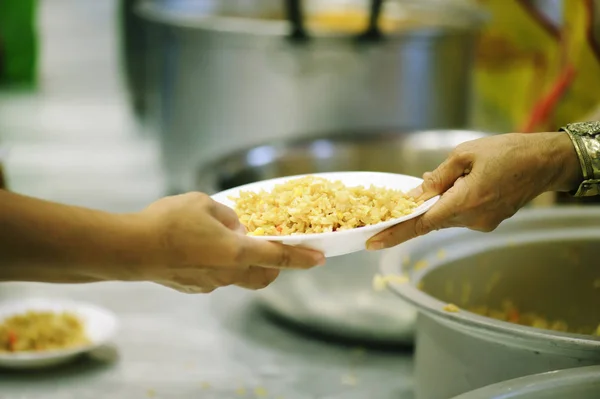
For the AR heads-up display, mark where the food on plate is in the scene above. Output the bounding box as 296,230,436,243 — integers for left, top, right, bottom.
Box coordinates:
0,310,89,353
468,300,600,336
230,176,420,236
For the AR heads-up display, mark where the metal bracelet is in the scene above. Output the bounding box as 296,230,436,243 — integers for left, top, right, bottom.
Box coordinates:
562,122,600,197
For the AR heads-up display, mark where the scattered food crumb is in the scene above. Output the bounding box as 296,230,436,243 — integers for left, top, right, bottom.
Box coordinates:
437,249,446,260
402,255,411,266
254,386,268,397
414,260,428,271
443,303,460,313
235,386,247,396
201,382,211,390
147,389,156,398
372,273,409,291
341,374,359,386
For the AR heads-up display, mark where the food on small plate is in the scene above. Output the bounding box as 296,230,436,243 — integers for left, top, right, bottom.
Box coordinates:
230,176,420,237
0,310,89,353
0,298,118,370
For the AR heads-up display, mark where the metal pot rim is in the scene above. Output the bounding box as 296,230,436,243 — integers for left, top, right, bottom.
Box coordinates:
136,0,485,38
196,128,490,178
451,365,600,398
380,207,600,352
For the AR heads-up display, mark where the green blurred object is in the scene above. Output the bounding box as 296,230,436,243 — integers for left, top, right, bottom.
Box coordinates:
0,0,38,87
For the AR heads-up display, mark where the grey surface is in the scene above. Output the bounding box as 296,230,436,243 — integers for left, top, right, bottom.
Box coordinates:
0,0,414,397
257,251,417,344
380,208,600,399
0,283,414,399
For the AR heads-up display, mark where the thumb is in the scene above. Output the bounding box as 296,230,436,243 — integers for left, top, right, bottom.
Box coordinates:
367,184,466,250
410,153,472,201
210,200,243,231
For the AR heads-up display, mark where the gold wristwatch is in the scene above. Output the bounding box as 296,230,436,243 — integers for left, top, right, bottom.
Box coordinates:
561,121,600,197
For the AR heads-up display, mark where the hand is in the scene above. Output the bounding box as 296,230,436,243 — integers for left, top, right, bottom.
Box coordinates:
367,132,582,250
135,192,325,293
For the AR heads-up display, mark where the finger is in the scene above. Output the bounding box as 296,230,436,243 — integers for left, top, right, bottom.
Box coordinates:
210,199,243,231
236,238,325,269
414,153,473,201
234,266,280,290
367,185,467,250
161,282,216,294
235,223,248,235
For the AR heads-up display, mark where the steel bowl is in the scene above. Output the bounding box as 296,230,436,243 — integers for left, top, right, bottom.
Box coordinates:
197,128,488,343
381,207,600,398
137,0,484,192
451,365,600,399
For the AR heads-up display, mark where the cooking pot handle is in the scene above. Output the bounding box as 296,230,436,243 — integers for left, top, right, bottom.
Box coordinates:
357,0,384,42
285,0,308,42
284,0,385,43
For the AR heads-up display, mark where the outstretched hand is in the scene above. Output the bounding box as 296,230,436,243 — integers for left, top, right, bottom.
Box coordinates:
367,132,582,250
138,192,325,293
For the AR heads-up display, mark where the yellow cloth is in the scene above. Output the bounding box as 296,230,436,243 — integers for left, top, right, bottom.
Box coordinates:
472,0,600,132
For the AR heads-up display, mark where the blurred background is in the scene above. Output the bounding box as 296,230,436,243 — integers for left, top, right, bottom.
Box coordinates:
0,0,599,398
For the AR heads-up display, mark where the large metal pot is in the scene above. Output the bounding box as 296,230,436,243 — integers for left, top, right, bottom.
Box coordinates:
197,128,488,343
137,0,484,192
380,207,600,398
452,365,600,399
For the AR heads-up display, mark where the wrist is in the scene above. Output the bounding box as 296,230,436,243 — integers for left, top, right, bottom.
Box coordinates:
84,212,159,283
544,131,583,192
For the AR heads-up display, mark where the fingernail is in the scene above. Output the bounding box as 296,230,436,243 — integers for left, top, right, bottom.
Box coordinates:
367,241,384,251
316,256,326,266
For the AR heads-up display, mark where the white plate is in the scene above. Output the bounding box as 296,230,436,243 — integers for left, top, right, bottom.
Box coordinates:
211,171,439,257
0,298,118,370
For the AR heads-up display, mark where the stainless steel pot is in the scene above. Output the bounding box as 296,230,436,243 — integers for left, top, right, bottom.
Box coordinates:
121,0,148,116
452,365,600,399
137,0,484,192
197,128,489,343
380,207,600,398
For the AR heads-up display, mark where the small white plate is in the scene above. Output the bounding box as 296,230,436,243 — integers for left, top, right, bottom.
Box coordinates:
0,298,118,370
212,171,439,257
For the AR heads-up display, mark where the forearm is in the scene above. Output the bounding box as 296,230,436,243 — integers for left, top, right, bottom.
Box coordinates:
542,131,583,192
0,190,150,283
